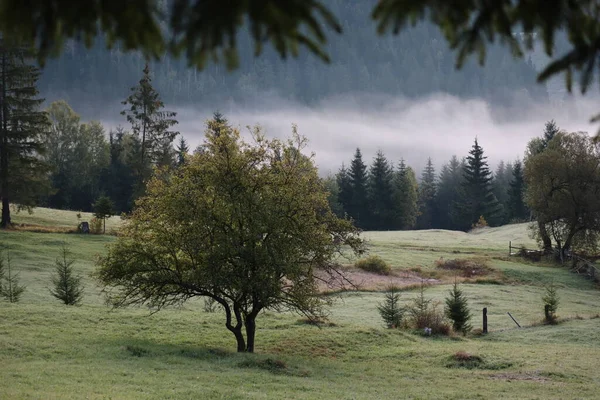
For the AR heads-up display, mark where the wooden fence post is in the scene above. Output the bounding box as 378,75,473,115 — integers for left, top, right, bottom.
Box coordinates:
483,307,488,334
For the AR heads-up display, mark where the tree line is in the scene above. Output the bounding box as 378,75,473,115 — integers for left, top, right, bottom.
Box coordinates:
326,139,529,232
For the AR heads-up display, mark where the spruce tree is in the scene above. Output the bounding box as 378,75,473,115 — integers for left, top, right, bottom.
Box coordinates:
393,160,419,230
542,120,559,148
416,158,437,229
507,160,528,222
336,163,353,218
491,160,513,225
49,243,84,305
176,136,189,166
377,285,404,328
93,195,114,233
121,63,179,171
456,138,502,229
444,281,472,335
436,156,465,230
0,43,50,228
368,150,394,230
0,248,25,303
348,148,369,229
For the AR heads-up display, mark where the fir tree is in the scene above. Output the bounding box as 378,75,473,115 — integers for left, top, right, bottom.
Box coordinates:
336,163,353,219
393,160,419,230
444,280,472,335
0,43,51,228
121,63,179,170
416,158,436,229
456,138,502,230
377,285,404,328
368,150,394,230
0,248,25,303
176,136,189,166
348,148,369,229
507,160,528,222
49,243,84,305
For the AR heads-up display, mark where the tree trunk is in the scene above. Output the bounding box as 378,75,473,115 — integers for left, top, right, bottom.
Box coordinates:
0,197,9,228
0,50,9,229
245,315,257,353
538,220,553,254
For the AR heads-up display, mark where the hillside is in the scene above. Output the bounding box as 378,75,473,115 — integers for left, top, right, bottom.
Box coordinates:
2,208,599,399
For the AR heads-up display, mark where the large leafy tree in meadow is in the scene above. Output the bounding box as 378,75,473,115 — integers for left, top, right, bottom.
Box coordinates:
96,122,364,353
524,132,600,259
0,43,50,228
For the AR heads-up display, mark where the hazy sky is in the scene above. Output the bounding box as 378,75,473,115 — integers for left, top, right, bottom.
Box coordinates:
105,91,600,177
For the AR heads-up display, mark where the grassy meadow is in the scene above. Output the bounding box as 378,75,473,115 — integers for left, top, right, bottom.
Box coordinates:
1,208,600,399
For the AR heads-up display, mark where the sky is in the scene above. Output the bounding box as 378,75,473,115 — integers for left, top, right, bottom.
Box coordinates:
102,90,600,177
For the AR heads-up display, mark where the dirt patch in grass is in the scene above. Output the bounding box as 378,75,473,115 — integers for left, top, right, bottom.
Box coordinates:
435,258,492,278
446,351,513,370
315,268,440,292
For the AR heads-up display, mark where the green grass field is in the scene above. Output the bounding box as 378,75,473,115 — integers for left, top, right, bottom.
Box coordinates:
1,208,599,399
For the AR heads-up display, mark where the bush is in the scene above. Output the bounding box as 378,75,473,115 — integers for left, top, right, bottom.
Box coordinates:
472,215,488,229
377,285,404,328
445,281,472,335
355,255,391,275
542,282,559,323
49,243,84,305
89,217,103,234
406,282,450,335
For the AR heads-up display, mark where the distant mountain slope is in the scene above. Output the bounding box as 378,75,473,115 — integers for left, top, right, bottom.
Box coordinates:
38,0,548,110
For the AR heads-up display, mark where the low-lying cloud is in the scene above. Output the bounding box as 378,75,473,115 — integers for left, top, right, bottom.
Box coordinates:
106,91,600,176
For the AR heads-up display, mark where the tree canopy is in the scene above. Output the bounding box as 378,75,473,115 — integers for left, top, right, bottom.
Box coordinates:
96,121,364,353
4,0,600,98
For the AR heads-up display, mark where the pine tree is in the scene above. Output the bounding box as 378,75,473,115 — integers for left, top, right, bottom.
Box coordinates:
176,136,189,166
0,43,50,228
416,158,436,229
368,150,394,230
49,243,84,305
507,160,528,222
121,63,179,171
393,160,419,230
348,148,369,229
436,156,465,230
444,280,472,335
456,138,503,230
377,285,404,328
0,248,25,303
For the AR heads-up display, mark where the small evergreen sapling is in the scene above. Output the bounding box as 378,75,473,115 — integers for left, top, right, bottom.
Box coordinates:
542,282,559,324
445,280,472,335
93,196,114,233
377,285,404,328
50,244,84,305
0,248,26,303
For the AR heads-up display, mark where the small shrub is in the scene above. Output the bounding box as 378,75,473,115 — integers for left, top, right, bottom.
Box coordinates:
542,282,559,324
49,243,84,305
444,281,472,335
89,217,103,234
0,248,26,303
377,285,404,328
406,282,450,335
472,215,488,229
355,255,391,275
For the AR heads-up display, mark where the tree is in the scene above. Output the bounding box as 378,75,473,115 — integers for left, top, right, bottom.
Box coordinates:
524,132,600,259
416,158,436,229
0,43,50,228
491,160,513,224
393,160,419,230
378,285,404,328
507,160,529,222
368,150,395,230
542,282,559,324
455,138,503,230
93,196,114,234
322,175,344,218
96,124,364,353
0,248,25,303
121,63,179,170
49,243,84,305
348,148,370,229
444,281,472,335
176,136,189,167
336,163,353,219
542,120,560,148
436,156,465,230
